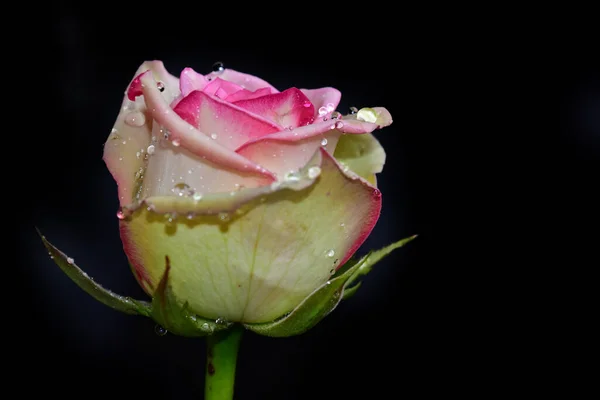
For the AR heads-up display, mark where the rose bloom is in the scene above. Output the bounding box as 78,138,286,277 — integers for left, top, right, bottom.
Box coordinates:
104,61,392,323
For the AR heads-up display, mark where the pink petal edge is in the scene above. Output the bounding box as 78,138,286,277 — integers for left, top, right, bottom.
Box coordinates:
138,71,276,180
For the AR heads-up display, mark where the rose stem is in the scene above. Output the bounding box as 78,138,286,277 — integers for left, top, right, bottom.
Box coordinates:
204,325,244,400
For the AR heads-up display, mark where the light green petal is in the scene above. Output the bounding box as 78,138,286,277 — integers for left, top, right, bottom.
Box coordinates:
333,133,386,186
120,149,381,323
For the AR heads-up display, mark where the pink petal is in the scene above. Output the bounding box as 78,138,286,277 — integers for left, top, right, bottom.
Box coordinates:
207,68,279,93
223,87,273,103
236,117,382,178
301,87,341,122
180,67,209,96
202,77,244,99
127,61,180,101
138,71,275,180
173,90,282,150
104,60,180,207
233,88,315,129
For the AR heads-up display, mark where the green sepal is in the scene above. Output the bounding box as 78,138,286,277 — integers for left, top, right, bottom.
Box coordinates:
150,256,233,337
37,228,152,317
244,235,417,337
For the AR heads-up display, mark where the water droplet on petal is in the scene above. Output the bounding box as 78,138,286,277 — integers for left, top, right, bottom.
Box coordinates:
356,107,378,123
67,257,74,264
326,249,335,257
321,138,328,146
318,106,328,116
349,106,358,114
186,212,195,220
201,322,211,331
193,192,203,202
340,223,345,227
173,182,193,197
172,139,181,147
308,166,321,179
330,124,336,130
326,103,335,112
215,317,226,325
331,111,342,119
125,111,146,127
156,82,165,92
147,144,155,155
116,208,125,220
210,133,218,140
303,100,312,108
284,171,301,182
212,61,225,74
335,121,344,129
154,325,167,336
218,213,230,222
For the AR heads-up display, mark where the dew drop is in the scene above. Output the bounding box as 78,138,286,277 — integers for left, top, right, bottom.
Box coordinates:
330,124,336,130
326,249,335,257
356,107,378,123
125,111,146,127
340,223,345,227
136,151,140,159
67,257,74,264
335,121,344,129
329,268,335,274
303,100,312,108
284,171,301,182
320,138,328,146
201,322,211,331
172,139,181,147
331,111,342,120
186,212,195,220
212,61,225,74
154,325,167,336
173,182,193,197
326,103,335,112
308,166,321,179
156,82,165,92
318,106,328,116
192,192,203,202
116,208,125,220
215,317,226,325
163,129,171,140
147,144,155,155
218,212,230,222
210,133,218,140
349,106,358,114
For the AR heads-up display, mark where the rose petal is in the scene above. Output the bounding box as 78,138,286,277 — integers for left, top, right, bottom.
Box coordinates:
236,110,391,178
120,149,381,323
202,77,244,99
223,87,273,103
301,87,341,122
173,90,282,150
333,133,386,186
233,88,315,129
104,61,179,207
138,71,275,180
206,68,279,93
180,67,209,96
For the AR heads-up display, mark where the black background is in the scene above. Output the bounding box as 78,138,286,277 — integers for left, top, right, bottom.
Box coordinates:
13,4,598,399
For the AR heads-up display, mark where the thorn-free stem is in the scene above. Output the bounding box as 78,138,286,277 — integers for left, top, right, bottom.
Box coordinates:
205,325,244,400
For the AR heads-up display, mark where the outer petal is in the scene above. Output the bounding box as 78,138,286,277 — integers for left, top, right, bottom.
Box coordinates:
120,149,381,323
301,87,341,122
173,90,281,150
207,68,280,93
236,112,390,178
180,67,209,96
333,133,386,186
138,71,275,180
104,61,179,206
233,88,315,129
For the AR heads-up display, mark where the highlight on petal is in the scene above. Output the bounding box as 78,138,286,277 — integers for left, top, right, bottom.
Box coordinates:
301,87,341,122
138,71,275,180
119,148,381,323
233,88,315,129
207,68,280,93
104,61,179,206
333,133,386,186
173,90,281,150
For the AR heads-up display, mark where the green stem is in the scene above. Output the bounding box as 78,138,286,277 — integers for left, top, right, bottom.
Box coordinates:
205,325,244,400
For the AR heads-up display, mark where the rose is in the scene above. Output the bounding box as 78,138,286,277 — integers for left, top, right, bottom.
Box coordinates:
103,60,392,325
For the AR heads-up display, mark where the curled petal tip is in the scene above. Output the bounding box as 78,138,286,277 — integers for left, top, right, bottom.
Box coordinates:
127,70,151,101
